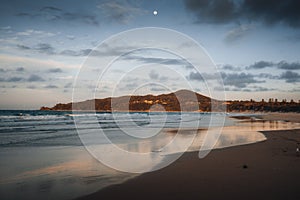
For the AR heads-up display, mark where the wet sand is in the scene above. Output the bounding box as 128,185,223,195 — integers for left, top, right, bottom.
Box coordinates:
77,113,300,200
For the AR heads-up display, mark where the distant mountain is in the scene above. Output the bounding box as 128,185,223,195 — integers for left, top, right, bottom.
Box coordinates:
40,89,300,112
40,90,220,112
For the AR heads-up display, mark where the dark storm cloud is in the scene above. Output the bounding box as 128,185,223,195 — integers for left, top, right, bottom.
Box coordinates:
279,71,300,83
184,0,300,27
184,0,237,24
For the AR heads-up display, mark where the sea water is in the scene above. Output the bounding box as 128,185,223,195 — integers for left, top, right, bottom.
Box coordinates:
0,110,299,200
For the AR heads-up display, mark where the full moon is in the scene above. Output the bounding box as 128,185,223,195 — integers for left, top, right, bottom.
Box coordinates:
153,10,158,15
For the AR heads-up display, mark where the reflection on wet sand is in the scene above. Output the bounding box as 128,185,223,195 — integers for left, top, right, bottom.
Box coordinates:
0,147,136,200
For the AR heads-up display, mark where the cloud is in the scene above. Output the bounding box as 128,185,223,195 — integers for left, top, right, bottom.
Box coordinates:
251,86,275,92
35,43,55,54
17,6,99,26
151,87,167,92
44,84,58,89
66,35,76,40
221,72,264,88
6,77,24,82
16,29,56,37
64,82,73,88
123,82,138,90
258,73,277,79
16,67,25,72
0,26,11,31
188,71,204,81
0,74,45,83
247,61,274,69
17,44,31,50
246,60,300,70
17,43,55,54
224,24,253,43
17,42,94,57
184,0,237,24
97,1,146,24
195,71,267,90
30,3,143,26
60,49,92,57
221,64,241,71
40,6,62,12
188,72,220,81
27,85,37,89
241,0,300,27
27,74,45,82
124,55,189,66
184,0,300,27
48,68,63,73
277,61,300,70
279,71,300,83
214,85,274,92
149,70,159,80
61,12,99,25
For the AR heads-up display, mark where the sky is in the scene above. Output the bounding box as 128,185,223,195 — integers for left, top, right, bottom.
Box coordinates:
0,0,300,109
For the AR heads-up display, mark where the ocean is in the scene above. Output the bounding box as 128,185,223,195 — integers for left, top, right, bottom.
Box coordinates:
0,110,298,200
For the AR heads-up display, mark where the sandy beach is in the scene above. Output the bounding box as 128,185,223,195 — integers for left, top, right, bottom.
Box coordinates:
76,113,300,200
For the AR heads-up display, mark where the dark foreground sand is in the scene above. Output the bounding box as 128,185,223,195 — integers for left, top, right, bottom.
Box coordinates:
77,115,300,200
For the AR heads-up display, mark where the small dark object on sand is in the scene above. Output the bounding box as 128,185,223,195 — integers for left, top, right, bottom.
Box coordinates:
242,164,248,169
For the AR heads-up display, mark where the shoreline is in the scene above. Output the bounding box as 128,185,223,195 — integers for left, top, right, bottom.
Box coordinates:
76,128,300,200
75,113,300,200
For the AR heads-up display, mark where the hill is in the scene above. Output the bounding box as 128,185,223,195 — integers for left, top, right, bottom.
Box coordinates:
40,90,220,112
40,90,300,112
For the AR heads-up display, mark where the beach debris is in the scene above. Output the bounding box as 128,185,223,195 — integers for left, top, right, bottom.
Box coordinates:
242,164,248,169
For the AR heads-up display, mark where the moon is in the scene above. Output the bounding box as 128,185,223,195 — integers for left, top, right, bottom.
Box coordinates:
153,10,158,16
